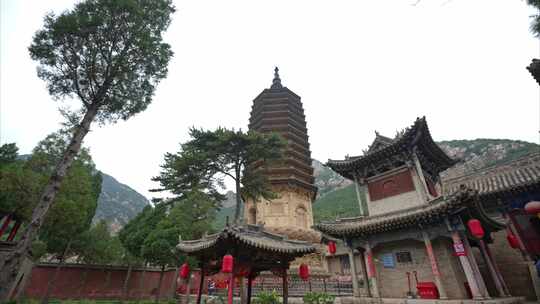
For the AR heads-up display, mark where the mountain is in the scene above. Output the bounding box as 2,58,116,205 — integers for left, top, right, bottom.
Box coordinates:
92,173,150,233
93,138,537,231
311,138,539,223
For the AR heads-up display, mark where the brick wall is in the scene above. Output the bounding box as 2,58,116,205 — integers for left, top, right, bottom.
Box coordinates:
22,263,201,300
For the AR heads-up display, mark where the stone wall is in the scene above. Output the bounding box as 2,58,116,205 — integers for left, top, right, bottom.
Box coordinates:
473,230,537,301
371,238,468,299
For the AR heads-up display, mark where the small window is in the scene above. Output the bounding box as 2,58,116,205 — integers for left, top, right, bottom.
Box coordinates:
395,251,413,263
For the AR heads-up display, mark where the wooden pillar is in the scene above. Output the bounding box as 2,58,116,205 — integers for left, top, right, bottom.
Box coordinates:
504,213,531,261
353,174,366,216
347,246,361,297
483,241,510,295
421,232,448,299
412,151,432,201
282,268,288,304
450,231,484,300
246,274,253,304
196,267,205,304
7,221,21,241
477,240,505,297
364,242,380,298
461,235,490,299
359,250,371,297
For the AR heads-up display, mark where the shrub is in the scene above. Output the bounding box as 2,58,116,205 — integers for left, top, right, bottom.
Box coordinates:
253,290,281,304
302,292,334,304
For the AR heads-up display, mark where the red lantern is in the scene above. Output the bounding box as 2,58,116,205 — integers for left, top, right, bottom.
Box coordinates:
506,232,520,249
222,254,234,273
328,241,336,255
467,219,484,240
525,201,540,215
179,263,190,279
299,263,309,281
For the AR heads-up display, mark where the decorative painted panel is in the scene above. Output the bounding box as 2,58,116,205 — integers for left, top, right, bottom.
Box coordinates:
368,169,416,202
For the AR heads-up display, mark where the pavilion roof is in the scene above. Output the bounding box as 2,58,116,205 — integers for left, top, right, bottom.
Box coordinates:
177,224,316,258
314,187,501,238
327,117,457,181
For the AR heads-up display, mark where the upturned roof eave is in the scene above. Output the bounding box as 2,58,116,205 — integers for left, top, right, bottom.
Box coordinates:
326,117,456,176
313,187,489,238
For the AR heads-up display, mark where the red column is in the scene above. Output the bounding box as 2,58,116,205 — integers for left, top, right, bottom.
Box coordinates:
422,232,447,299
364,242,380,298
227,273,234,304
450,231,483,300
7,221,21,241
0,214,12,237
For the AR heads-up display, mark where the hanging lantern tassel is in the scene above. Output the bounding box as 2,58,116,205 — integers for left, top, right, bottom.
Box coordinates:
180,263,190,279
328,241,336,255
299,263,310,281
467,219,485,240
222,254,234,273
506,232,520,249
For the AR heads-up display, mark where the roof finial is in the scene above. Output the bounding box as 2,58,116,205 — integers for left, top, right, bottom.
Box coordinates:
271,66,283,89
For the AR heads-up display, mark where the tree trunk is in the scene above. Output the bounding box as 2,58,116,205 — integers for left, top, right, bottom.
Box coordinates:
233,171,242,224
41,239,72,304
155,265,166,303
121,264,133,303
0,105,98,301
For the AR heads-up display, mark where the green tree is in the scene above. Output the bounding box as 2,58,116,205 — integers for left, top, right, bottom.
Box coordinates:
70,220,122,264
152,128,285,224
0,143,19,169
0,0,175,297
528,0,540,36
141,192,216,302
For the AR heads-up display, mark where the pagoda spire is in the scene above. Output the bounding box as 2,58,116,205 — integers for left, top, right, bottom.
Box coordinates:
271,66,283,89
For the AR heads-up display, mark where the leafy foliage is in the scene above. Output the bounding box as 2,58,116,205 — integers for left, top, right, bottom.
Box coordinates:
253,290,282,304
28,0,175,123
302,292,335,304
152,127,285,223
528,0,540,36
72,220,125,264
0,133,102,259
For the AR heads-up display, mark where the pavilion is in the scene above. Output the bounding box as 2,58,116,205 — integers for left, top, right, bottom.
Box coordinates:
176,224,316,304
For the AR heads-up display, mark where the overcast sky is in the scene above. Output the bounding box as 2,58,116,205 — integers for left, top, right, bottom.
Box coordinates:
1,0,539,199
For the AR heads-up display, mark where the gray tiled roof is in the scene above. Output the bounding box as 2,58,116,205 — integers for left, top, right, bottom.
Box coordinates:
314,187,476,238
176,225,316,255
442,152,540,198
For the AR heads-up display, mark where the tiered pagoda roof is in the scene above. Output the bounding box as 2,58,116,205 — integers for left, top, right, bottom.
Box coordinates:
314,187,504,239
327,117,457,182
248,68,317,196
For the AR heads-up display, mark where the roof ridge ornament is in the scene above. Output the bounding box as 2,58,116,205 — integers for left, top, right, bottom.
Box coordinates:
271,66,283,90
